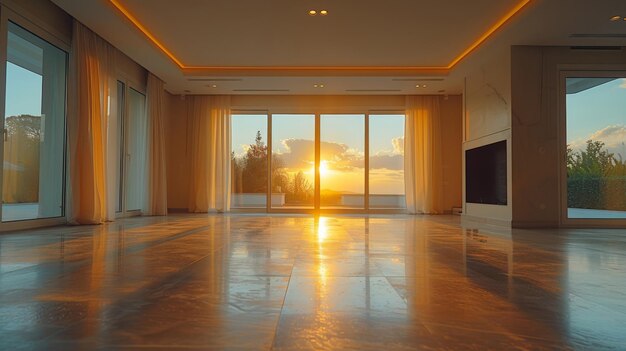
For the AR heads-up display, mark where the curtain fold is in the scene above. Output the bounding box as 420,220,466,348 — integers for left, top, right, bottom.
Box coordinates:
143,73,168,215
188,95,231,213
404,95,443,214
67,21,116,224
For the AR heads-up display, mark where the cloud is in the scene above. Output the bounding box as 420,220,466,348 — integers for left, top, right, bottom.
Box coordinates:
392,137,404,154
569,125,626,159
233,144,250,157
277,139,315,169
273,137,406,171
275,139,362,171
369,154,404,170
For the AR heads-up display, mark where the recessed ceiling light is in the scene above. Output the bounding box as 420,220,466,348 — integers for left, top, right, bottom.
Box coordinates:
314,84,318,88
320,10,328,16
212,85,217,88
415,84,420,88
423,85,427,88
309,10,317,16
610,15,621,21
320,84,325,88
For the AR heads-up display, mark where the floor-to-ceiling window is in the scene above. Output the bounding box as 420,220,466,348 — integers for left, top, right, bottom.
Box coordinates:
320,114,365,209
116,81,147,216
116,81,125,213
271,114,315,209
1,22,67,223
564,74,626,222
231,114,269,208
369,114,406,209
231,112,406,212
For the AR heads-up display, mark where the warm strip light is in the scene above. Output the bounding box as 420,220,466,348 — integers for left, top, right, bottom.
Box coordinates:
109,0,185,68
447,0,532,69
108,0,531,71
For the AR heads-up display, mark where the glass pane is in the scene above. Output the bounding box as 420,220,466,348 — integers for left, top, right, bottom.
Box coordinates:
320,114,365,209
2,22,67,222
231,114,268,208
116,81,125,213
125,88,147,211
369,114,406,209
271,114,315,209
566,77,626,219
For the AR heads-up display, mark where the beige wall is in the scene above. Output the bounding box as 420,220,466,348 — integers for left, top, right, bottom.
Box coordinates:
164,94,463,212
440,95,463,212
463,47,513,223
511,46,626,227
165,92,190,210
0,0,72,47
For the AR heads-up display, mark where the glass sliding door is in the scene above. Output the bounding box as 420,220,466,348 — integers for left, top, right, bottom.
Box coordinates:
116,81,125,213
125,88,147,212
320,114,365,209
115,82,147,216
565,75,626,220
231,114,268,208
2,22,67,222
229,112,406,212
271,114,315,209
369,114,406,209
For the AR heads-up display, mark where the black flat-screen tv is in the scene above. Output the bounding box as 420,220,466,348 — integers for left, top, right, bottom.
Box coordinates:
465,140,507,205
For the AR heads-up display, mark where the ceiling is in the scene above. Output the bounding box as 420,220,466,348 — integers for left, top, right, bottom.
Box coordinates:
51,0,626,95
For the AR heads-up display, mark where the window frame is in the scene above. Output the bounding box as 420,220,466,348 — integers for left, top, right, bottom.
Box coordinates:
0,8,69,231
559,69,626,228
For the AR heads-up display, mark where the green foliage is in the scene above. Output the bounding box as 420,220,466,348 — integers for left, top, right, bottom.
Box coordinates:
241,131,268,193
232,131,313,202
567,140,626,211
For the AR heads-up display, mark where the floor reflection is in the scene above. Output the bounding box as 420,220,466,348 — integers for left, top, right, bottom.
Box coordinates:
0,214,625,350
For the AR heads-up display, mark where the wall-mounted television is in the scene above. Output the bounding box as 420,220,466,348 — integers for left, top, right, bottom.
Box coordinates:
465,140,507,205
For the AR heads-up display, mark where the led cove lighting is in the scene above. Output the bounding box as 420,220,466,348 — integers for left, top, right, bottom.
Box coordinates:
108,0,532,72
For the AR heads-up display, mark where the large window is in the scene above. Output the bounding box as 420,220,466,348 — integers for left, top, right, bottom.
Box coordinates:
320,114,365,209
231,114,268,208
369,114,405,209
271,114,315,209
231,113,406,211
116,81,147,215
1,22,67,222
565,76,626,220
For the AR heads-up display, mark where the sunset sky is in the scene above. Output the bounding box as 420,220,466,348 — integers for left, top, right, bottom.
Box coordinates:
232,114,405,195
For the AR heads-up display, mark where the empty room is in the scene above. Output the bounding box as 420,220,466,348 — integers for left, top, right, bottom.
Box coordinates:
0,0,625,350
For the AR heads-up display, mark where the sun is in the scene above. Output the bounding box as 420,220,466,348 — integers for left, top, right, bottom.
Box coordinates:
319,160,329,176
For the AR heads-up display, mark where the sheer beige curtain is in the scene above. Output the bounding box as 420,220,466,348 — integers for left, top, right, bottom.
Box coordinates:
67,21,116,224
404,96,443,214
188,96,231,212
143,73,168,215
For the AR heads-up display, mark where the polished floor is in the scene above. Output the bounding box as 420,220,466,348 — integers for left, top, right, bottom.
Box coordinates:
1,214,625,350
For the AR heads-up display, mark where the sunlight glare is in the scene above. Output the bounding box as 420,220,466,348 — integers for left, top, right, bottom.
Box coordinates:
319,160,329,177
